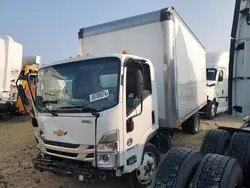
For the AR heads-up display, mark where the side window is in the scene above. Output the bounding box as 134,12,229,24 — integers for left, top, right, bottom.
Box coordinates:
126,62,152,116
218,70,223,82
142,63,152,94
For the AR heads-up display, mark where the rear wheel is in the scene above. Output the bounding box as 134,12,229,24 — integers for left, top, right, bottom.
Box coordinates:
152,147,203,188
190,154,243,188
129,143,160,188
200,129,231,155
182,113,200,135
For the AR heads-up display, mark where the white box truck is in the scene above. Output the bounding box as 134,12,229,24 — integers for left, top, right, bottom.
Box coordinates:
150,2,250,188
199,52,229,119
0,35,23,115
20,7,207,187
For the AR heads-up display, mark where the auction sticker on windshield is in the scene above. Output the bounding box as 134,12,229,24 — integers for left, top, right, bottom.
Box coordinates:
89,90,109,102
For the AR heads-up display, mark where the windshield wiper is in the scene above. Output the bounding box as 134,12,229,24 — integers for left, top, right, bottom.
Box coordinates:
39,101,58,116
59,106,99,117
43,106,58,116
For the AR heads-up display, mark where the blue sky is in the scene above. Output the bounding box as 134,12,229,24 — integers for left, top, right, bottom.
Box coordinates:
1,0,235,63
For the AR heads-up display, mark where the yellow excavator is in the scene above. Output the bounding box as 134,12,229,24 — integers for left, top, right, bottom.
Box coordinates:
13,56,39,114
15,65,38,113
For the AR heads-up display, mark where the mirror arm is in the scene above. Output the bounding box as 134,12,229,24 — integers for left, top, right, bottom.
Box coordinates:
128,67,144,122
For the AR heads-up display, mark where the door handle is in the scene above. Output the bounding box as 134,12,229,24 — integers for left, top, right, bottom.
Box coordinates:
222,90,224,95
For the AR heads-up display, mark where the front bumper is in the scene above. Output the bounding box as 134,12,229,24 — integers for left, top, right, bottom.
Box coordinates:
37,139,95,163
33,154,115,181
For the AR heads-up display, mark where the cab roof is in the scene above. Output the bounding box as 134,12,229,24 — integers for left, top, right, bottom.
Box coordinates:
39,53,151,69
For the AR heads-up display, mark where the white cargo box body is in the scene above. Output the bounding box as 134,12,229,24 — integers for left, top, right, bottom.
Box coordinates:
78,7,207,128
0,36,23,101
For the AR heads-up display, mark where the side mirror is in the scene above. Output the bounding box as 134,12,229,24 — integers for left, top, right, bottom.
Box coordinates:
218,70,223,82
17,84,29,105
126,119,134,133
135,69,143,98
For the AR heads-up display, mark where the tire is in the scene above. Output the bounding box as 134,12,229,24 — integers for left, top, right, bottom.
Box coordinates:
206,100,217,119
129,143,160,188
152,147,203,188
200,129,231,155
182,113,200,135
190,154,243,188
159,132,172,153
228,132,250,186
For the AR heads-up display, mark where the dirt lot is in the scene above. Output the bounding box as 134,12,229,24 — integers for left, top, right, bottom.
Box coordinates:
0,115,243,188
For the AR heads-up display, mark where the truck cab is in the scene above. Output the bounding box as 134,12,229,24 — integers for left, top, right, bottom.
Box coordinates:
19,53,165,187
229,0,250,117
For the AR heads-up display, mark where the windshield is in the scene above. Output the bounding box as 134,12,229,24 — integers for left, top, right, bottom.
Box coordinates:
206,68,217,81
35,57,121,113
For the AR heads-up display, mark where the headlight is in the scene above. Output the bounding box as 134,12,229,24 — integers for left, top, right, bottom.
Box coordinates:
97,142,118,152
99,130,119,143
96,130,119,168
97,151,117,168
98,153,112,165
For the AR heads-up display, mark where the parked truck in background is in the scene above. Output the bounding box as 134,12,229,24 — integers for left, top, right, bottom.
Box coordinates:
0,35,23,116
229,0,250,117
199,52,229,119
18,7,207,187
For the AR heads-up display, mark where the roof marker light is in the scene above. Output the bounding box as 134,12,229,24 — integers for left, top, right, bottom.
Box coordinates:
122,50,128,54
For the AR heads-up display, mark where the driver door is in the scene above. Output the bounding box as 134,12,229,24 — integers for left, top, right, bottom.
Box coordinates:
123,60,153,172
216,69,228,112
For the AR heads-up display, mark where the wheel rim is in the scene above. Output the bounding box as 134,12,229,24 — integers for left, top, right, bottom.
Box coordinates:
136,152,156,184
211,103,216,117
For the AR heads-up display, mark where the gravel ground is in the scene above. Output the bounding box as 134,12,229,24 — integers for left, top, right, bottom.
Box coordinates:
0,114,243,188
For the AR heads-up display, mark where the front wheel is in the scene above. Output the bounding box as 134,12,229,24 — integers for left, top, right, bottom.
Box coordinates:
206,100,217,119
129,143,160,188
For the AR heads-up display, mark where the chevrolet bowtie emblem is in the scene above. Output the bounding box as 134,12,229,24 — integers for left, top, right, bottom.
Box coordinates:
53,129,67,136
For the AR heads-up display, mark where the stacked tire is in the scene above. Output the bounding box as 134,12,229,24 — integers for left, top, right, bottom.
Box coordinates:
152,128,250,188
200,129,250,187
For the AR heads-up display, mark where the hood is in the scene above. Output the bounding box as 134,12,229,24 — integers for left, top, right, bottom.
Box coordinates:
35,104,123,145
206,80,217,87
37,114,96,145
